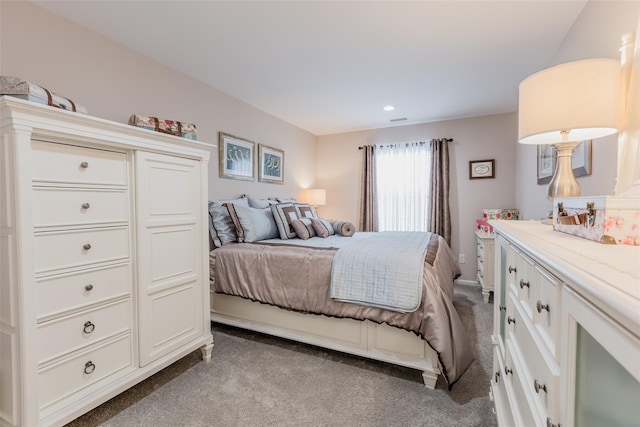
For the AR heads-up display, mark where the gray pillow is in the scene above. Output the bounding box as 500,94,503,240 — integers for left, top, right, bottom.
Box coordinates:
226,203,279,243
208,195,249,247
271,203,299,239
248,197,277,209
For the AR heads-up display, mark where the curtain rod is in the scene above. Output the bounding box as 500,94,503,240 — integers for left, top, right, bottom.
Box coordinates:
358,138,453,149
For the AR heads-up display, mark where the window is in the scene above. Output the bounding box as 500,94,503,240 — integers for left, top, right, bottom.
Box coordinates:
375,142,431,231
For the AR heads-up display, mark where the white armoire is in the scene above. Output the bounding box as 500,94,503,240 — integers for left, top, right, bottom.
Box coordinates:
0,96,214,426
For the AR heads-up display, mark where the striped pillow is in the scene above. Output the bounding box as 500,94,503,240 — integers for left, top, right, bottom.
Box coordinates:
291,218,317,240
271,203,299,239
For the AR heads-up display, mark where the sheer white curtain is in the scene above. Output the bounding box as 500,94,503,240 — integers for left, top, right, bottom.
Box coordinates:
375,141,431,231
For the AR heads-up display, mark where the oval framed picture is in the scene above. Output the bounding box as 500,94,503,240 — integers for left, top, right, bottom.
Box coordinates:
469,159,495,179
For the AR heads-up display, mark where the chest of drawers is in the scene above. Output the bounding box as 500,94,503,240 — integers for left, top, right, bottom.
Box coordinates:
475,231,495,303
0,96,214,426
489,220,640,427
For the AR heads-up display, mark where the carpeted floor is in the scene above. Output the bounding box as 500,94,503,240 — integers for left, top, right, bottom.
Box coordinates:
67,284,497,427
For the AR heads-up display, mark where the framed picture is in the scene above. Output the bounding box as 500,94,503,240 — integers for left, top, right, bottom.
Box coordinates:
219,132,255,181
537,144,555,185
537,140,592,185
571,140,592,177
469,159,495,179
258,144,284,184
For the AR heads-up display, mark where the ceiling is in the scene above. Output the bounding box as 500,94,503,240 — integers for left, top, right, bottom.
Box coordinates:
34,1,588,136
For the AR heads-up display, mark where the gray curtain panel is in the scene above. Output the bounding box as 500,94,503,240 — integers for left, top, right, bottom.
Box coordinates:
358,145,378,232
429,138,452,246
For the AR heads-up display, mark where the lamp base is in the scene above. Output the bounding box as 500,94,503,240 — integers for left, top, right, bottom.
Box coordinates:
547,141,582,202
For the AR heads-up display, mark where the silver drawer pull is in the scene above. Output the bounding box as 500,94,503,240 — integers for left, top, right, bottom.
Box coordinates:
494,371,501,383
536,300,550,313
81,202,91,209
83,243,92,250
508,265,517,274
534,379,547,393
519,279,530,289
504,367,513,375
546,417,561,427
83,321,95,334
80,161,89,168
499,305,506,312
507,316,516,325
85,284,93,291
84,361,96,375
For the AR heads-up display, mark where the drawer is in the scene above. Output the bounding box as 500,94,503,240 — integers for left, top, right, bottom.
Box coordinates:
38,334,132,410
504,347,537,427
509,294,558,420
533,266,561,358
37,263,131,320
38,299,131,364
34,226,129,275
491,347,515,427
515,252,535,319
32,140,127,187
32,187,129,228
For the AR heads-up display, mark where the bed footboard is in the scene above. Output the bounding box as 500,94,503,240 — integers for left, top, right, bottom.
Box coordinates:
210,290,441,389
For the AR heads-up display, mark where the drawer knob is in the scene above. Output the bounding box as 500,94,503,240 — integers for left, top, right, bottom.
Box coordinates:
81,202,91,209
84,284,93,291
536,300,550,313
534,379,547,394
83,243,92,250
508,265,517,274
499,305,506,312
83,321,95,334
519,279,530,289
507,316,516,325
504,367,513,376
80,161,89,169
494,371,501,383
84,361,96,375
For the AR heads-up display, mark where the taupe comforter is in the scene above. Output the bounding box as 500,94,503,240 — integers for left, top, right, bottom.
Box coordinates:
210,233,474,385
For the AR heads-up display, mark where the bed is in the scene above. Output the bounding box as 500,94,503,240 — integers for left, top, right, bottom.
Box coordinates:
208,230,474,389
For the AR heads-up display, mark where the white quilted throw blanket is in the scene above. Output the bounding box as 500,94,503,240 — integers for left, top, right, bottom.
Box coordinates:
330,231,431,312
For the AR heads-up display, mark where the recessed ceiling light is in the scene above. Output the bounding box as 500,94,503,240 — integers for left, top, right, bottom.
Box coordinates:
383,105,395,112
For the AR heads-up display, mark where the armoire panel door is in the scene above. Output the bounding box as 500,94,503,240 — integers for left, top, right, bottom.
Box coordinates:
135,151,203,366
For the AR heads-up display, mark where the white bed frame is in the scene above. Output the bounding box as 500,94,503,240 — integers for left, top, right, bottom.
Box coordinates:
209,286,442,388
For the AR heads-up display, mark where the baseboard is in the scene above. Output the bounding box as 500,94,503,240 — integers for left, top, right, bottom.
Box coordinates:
454,279,479,287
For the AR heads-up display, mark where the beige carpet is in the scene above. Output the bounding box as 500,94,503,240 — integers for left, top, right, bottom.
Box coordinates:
67,284,497,427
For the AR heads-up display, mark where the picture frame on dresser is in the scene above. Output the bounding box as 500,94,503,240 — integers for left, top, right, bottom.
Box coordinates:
219,132,255,181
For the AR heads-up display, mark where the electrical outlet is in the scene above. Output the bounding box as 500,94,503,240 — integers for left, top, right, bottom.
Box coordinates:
459,253,466,264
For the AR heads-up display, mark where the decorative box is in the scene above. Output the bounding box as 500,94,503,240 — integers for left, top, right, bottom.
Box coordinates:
128,114,197,140
476,219,494,234
482,209,519,220
553,196,640,245
0,76,88,114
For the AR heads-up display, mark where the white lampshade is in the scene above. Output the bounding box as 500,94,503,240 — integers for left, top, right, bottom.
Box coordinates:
518,58,621,144
303,188,326,206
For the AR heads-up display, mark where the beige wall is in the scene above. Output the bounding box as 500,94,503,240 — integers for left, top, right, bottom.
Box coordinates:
317,113,518,281
0,1,317,202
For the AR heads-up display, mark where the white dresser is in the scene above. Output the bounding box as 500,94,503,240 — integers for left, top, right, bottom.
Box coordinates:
489,220,640,427
475,231,495,303
0,97,214,426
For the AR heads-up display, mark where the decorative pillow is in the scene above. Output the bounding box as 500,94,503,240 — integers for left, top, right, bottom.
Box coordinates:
225,203,279,243
291,218,317,240
248,197,278,209
208,195,249,247
294,203,317,219
271,203,299,239
270,197,297,203
310,218,335,238
333,220,356,237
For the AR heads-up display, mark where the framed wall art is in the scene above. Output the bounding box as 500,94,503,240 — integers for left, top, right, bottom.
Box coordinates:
469,159,495,179
537,144,555,185
258,144,284,184
219,132,255,181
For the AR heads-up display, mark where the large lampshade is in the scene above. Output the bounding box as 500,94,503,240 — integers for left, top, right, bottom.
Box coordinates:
303,188,326,207
518,58,621,145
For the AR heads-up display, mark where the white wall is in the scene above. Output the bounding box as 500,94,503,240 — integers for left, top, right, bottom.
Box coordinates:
515,1,640,220
0,1,317,202
317,113,517,281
